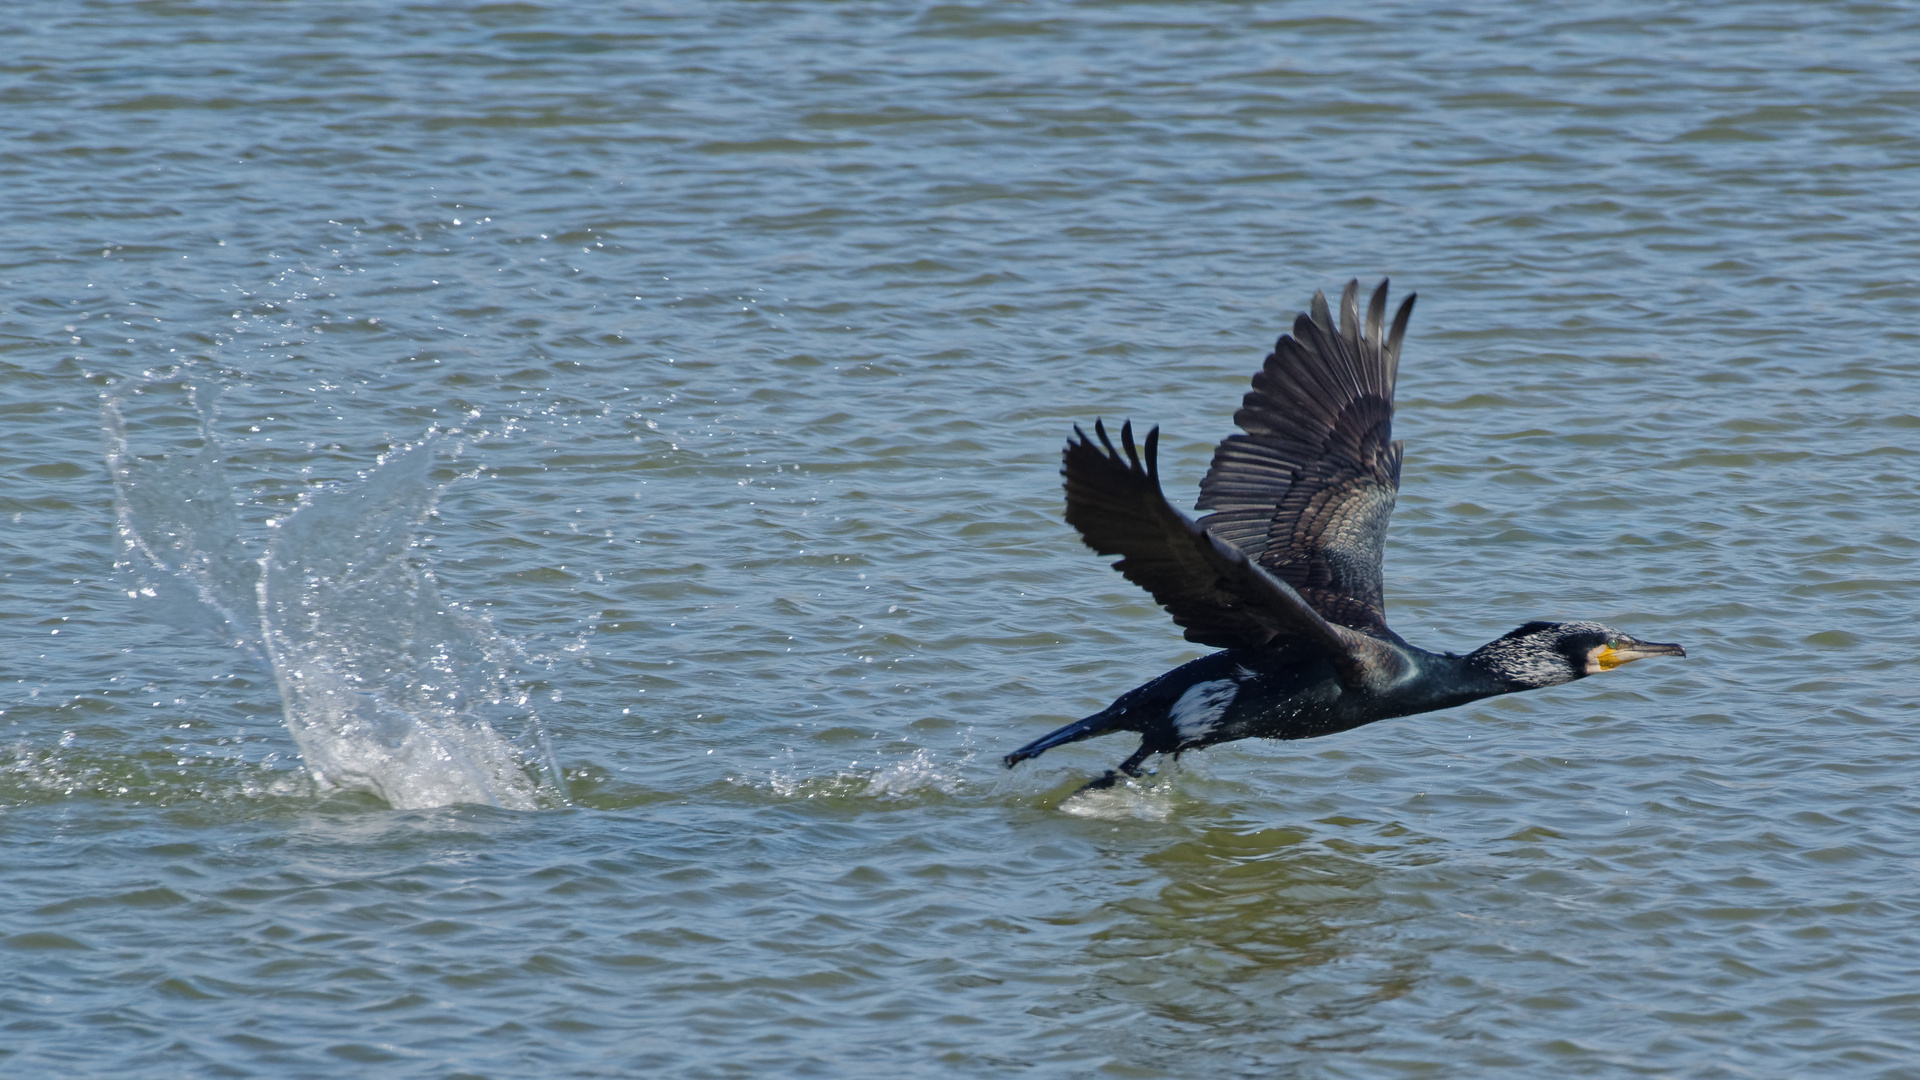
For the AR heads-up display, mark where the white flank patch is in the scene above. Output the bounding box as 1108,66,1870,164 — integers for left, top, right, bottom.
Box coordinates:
1170,679,1238,741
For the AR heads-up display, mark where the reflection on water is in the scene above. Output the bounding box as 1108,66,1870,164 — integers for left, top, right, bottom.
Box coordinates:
105,376,561,809
1083,818,1416,1066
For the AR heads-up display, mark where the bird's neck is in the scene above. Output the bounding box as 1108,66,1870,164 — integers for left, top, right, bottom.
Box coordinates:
1396,649,1519,712
1461,636,1576,693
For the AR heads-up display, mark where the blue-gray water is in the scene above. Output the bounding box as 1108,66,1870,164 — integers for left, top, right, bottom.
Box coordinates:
4,3,1918,1076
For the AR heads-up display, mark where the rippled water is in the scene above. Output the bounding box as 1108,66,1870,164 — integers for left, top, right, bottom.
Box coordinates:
4,2,1918,1076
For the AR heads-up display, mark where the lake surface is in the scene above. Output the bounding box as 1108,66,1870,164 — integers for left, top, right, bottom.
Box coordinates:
4,2,1918,1076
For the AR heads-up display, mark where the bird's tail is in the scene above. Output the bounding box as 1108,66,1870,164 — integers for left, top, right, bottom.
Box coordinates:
1003,711,1117,769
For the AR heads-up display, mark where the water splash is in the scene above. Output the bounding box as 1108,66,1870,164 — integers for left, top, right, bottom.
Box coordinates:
754,748,968,802
1056,778,1176,822
104,383,564,810
103,382,265,661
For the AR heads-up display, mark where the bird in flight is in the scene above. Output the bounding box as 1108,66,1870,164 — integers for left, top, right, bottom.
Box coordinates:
1005,280,1684,789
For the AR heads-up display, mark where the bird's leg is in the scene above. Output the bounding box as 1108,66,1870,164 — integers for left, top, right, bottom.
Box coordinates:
1073,744,1156,793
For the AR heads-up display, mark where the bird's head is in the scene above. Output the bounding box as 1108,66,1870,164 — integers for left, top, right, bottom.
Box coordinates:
1467,620,1685,690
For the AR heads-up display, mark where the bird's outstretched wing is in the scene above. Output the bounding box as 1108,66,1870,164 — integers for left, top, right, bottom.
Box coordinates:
1196,279,1415,640
1062,419,1401,687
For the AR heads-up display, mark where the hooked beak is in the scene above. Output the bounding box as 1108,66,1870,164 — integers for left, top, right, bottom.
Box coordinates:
1591,638,1686,672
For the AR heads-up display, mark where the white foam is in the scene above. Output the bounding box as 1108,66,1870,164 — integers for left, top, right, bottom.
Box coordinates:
1058,776,1175,822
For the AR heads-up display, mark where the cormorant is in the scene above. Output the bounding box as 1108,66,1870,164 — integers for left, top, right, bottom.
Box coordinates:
1005,280,1684,789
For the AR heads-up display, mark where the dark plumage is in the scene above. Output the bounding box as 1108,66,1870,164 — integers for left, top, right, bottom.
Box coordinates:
1005,280,1684,789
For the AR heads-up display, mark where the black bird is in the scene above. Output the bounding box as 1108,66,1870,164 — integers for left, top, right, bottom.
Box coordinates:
1005,279,1684,789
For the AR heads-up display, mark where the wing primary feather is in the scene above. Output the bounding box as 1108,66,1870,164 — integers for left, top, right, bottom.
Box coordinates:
1385,293,1417,380
1365,279,1387,359
1309,289,1332,333
1339,279,1361,353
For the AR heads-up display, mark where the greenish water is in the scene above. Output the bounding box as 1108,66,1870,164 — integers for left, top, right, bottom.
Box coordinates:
4,2,1918,1076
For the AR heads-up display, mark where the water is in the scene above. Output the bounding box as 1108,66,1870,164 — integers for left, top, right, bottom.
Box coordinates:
3,2,1917,1076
